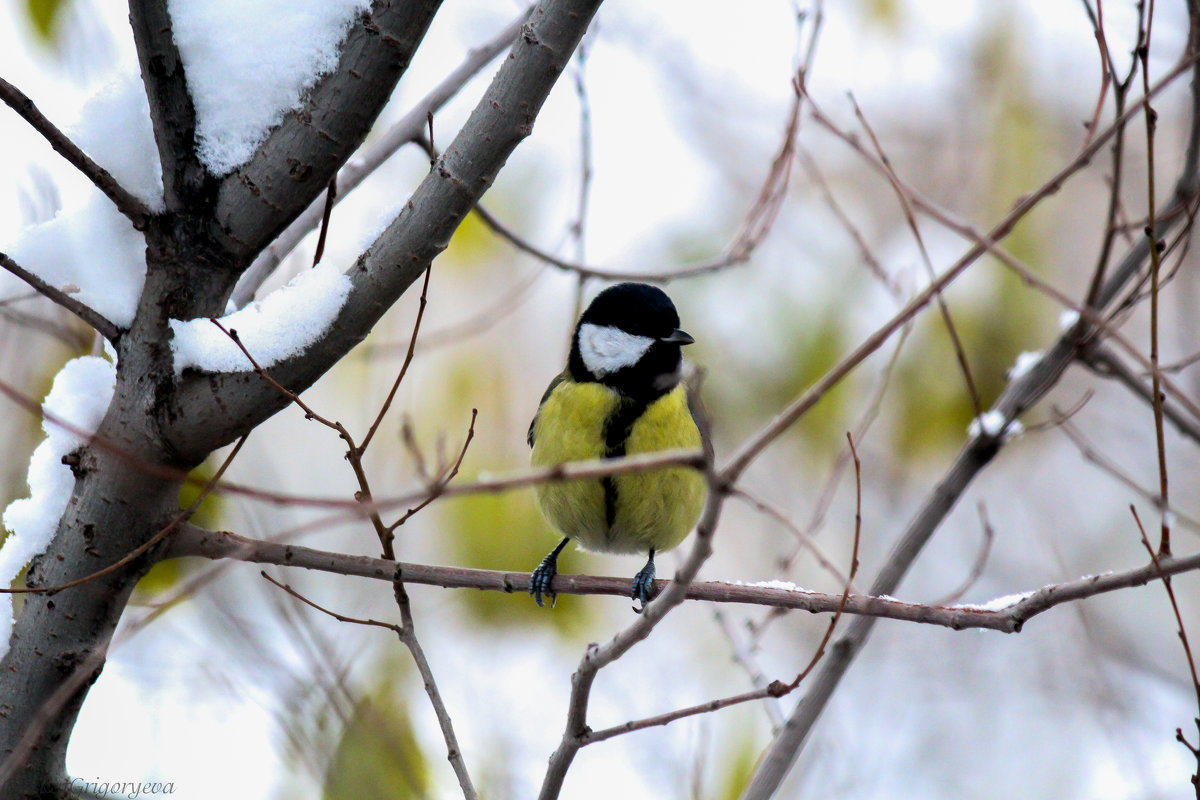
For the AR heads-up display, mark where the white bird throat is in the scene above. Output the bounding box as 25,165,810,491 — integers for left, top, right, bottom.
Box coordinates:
577,323,655,378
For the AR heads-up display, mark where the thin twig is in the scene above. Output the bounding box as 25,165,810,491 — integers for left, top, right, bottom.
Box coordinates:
386,409,477,533
848,93,983,418
570,36,594,264
1137,0,1172,555
312,175,337,267
929,501,996,607
208,318,394,555
710,607,785,731
1130,506,1200,794
1080,0,1113,147
469,69,805,285
729,487,853,587
359,264,432,454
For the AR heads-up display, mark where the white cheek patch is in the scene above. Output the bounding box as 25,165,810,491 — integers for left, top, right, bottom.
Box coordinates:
578,323,655,377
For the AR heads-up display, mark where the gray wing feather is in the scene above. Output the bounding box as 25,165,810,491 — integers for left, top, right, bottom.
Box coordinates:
527,371,567,448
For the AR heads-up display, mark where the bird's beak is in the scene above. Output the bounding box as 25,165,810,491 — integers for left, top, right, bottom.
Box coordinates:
661,328,694,345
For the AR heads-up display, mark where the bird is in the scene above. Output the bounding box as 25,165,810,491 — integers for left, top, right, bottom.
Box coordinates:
527,282,706,612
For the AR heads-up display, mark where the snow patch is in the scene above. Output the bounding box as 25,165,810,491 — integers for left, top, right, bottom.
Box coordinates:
968,410,1023,441
1,357,116,655
7,195,147,328
952,591,1033,612
4,74,160,329
727,579,812,592
170,261,352,374
72,74,165,212
168,0,371,175
1009,350,1042,380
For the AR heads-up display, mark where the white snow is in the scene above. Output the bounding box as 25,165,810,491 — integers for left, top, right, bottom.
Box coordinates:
3,75,161,329
728,579,812,592
967,410,1025,441
953,591,1034,612
72,75,166,212
968,410,1008,438
1,357,117,656
7,194,147,328
1058,309,1080,330
169,261,352,375
1009,350,1042,380
168,0,371,175
745,579,805,592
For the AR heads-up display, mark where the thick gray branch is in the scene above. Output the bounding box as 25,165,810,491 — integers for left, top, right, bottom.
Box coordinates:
211,0,443,267
232,7,530,308
165,0,605,463
128,0,205,211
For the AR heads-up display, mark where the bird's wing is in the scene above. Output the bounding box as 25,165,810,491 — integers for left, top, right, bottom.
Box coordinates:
684,368,715,462
528,371,567,448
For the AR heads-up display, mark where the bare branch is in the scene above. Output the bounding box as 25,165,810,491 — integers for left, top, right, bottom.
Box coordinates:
468,66,804,284
848,93,984,418
1080,343,1200,444
166,524,1200,635
359,264,432,454
0,251,120,340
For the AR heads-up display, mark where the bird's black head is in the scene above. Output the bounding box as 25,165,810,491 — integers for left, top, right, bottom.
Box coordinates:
568,282,694,401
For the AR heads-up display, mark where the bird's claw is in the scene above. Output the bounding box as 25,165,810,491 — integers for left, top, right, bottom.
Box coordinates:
631,559,657,614
530,555,559,608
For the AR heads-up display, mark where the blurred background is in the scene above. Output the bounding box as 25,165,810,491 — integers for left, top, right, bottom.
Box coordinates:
2,0,1199,797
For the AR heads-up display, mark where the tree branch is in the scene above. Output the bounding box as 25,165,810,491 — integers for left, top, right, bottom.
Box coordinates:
166,0,606,464
0,251,121,340
165,525,1200,636
127,0,206,211
0,76,154,227
211,0,444,267
1080,342,1200,444
231,6,531,307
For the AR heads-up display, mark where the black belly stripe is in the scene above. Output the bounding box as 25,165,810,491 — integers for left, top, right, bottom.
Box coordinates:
601,394,654,530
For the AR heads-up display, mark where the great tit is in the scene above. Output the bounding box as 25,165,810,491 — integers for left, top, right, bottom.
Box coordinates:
527,282,706,611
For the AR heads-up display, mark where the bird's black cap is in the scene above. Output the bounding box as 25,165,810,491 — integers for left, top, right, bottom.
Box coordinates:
578,282,682,339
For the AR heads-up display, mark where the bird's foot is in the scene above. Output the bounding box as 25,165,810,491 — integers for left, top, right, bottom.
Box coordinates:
531,539,568,608
631,551,657,613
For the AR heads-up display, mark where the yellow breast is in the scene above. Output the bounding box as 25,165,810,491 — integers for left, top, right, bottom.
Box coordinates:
530,379,705,554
